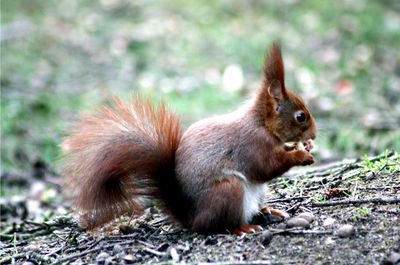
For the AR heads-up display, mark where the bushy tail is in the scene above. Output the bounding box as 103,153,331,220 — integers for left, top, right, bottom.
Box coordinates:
62,95,183,229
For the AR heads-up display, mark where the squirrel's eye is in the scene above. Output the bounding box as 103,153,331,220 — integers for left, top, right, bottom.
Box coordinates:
296,113,306,123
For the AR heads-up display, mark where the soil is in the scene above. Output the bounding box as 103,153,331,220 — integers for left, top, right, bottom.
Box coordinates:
1,152,399,265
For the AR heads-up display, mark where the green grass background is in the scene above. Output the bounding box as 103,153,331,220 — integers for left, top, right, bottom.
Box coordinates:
2,0,400,170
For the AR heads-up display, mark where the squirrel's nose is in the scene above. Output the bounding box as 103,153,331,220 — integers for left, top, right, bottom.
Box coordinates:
310,121,317,140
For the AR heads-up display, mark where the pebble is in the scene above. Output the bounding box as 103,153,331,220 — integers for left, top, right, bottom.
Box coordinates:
336,224,355,238
123,254,137,263
323,217,336,227
30,182,46,198
96,252,112,264
119,224,135,234
286,217,310,228
112,244,124,255
72,259,85,265
23,243,39,252
324,237,335,245
385,251,400,264
204,236,218,245
26,199,40,214
261,230,273,246
297,212,314,223
276,223,287,230
170,247,180,262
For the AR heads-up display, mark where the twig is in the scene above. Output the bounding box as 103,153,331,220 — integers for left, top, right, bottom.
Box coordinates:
46,244,65,258
264,196,309,203
86,237,105,249
0,253,25,265
0,234,14,241
150,262,276,265
52,247,101,264
29,252,55,264
309,197,400,207
138,240,157,248
24,220,50,229
285,230,333,235
359,186,400,191
270,227,333,235
142,247,165,257
177,260,276,265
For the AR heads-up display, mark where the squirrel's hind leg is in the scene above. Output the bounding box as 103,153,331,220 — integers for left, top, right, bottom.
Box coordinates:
190,177,245,234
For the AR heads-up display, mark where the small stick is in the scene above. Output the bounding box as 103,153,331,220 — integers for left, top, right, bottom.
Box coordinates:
287,230,333,235
52,247,101,264
142,247,165,257
309,197,400,207
0,253,26,264
264,196,309,203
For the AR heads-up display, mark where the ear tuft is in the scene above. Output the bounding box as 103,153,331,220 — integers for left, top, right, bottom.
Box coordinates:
264,42,286,95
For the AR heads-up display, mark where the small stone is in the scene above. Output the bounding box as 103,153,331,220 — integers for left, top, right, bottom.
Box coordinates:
385,252,400,264
324,237,335,245
336,224,355,238
170,247,180,262
113,244,124,254
119,224,135,234
276,223,287,230
323,217,335,227
72,259,85,265
96,252,111,264
297,212,314,223
123,254,137,263
286,217,310,228
22,262,35,265
24,243,39,252
26,199,40,214
204,236,218,245
261,230,273,246
30,182,46,198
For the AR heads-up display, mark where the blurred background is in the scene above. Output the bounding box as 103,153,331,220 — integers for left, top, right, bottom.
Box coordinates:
2,0,400,175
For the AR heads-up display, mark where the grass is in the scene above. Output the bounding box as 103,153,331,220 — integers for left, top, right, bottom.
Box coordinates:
2,0,400,170
353,207,371,222
360,151,400,173
310,194,327,203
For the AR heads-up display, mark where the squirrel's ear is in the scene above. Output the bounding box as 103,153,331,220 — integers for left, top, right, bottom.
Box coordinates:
264,42,286,98
268,79,283,101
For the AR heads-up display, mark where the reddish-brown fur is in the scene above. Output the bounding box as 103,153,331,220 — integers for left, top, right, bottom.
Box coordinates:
62,96,183,228
62,43,317,234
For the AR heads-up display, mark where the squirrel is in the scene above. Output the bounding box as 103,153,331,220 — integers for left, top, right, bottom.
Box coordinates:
62,43,317,236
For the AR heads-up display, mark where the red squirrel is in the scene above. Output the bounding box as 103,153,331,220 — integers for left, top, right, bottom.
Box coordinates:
62,43,316,236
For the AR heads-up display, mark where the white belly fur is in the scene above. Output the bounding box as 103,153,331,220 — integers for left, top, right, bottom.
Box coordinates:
222,169,265,224
242,182,266,223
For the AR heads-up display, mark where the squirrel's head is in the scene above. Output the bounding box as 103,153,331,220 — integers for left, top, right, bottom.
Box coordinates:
261,43,317,143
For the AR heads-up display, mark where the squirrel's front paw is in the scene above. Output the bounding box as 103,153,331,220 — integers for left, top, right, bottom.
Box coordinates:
301,151,315,165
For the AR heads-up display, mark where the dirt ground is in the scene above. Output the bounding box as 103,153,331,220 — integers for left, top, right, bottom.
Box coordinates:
1,152,399,265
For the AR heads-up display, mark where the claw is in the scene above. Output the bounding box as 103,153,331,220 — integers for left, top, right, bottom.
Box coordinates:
233,225,263,237
260,207,289,219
